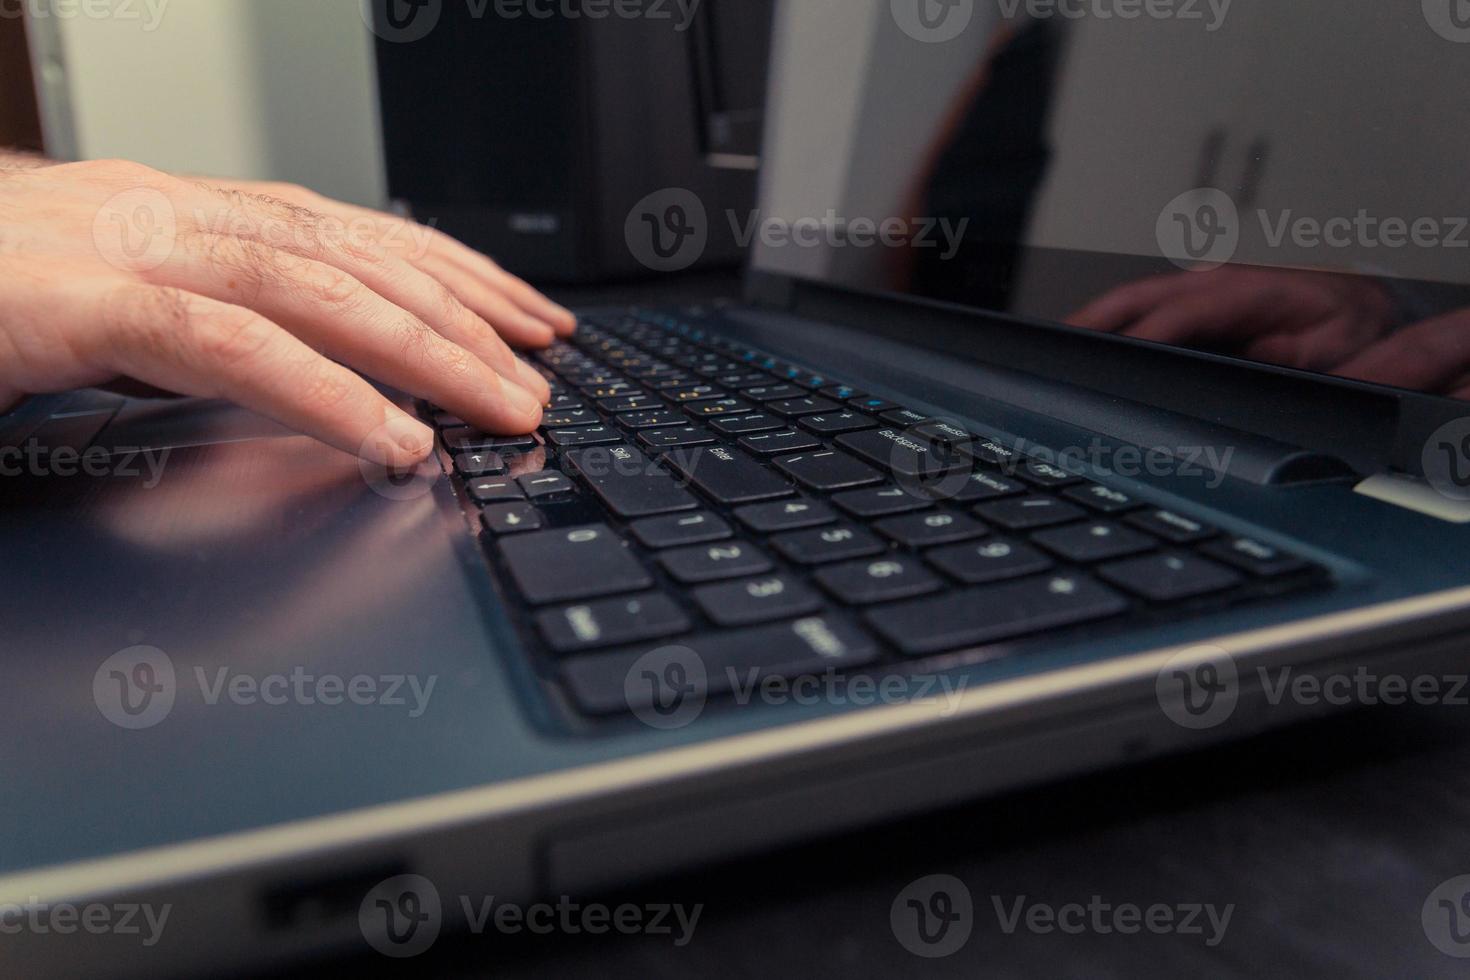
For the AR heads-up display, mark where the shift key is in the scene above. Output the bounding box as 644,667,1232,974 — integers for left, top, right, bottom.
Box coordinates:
564,445,699,518
663,445,794,505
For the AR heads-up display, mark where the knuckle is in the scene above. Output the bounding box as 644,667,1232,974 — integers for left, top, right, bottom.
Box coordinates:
103,284,194,361
303,265,364,310
195,308,276,368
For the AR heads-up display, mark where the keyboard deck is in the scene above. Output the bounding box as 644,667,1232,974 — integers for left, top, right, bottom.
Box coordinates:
424,309,1327,724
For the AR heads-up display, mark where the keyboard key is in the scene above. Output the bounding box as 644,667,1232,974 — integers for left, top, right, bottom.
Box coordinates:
963,438,1022,470
545,425,622,448
1031,521,1157,563
561,616,880,715
880,408,930,428
735,498,837,533
715,372,776,389
874,511,987,548
911,419,977,449
630,512,732,549
1126,509,1218,544
942,470,1027,503
480,503,543,535
693,575,825,627
542,409,600,428
927,538,1053,584
1063,483,1144,514
536,593,690,654
739,430,822,458
836,427,967,479
564,445,699,518
686,398,754,418
742,384,808,402
975,495,1086,531
599,395,658,413
819,385,866,401
444,428,534,453
710,413,785,436
1018,459,1083,488
799,412,878,436
832,486,931,519
769,396,840,418
774,451,884,492
517,472,577,500
582,381,636,399
467,478,524,503
659,541,774,583
499,524,653,604
1099,553,1241,602
816,556,942,605
772,525,886,565
1199,537,1311,578
617,410,686,431
850,397,900,413
454,451,506,477
869,574,1129,657
433,412,466,429
663,384,727,403
664,446,794,505
638,425,717,451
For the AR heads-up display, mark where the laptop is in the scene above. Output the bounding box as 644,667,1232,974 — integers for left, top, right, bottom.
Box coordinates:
6,2,1470,974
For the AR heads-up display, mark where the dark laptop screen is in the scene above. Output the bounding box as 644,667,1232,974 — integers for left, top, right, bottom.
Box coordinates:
752,1,1470,402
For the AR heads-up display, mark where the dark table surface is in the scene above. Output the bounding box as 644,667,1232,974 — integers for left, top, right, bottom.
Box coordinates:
281,274,1470,979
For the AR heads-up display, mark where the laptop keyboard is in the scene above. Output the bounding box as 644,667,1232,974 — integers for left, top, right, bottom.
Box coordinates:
423,309,1327,722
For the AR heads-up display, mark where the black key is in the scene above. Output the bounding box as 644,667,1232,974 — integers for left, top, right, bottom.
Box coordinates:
976,495,1086,531
819,385,866,401
659,541,774,583
799,412,878,436
617,410,686,431
1063,483,1144,514
443,428,535,453
874,511,987,548
1099,552,1241,602
433,412,466,429
1199,537,1311,578
869,574,1129,657
850,396,900,414
880,408,930,428
1126,509,1219,544
836,427,967,479
927,538,1053,584
663,384,726,403
454,451,506,477
942,470,1027,503
546,394,583,411
739,430,822,458
832,485,931,519
1031,521,1157,563
772,524,886,565
544,425,622,448
542,409,600,428
710,413,785,436
599,395,658,413
518,472,577,500
561,616,880,715
499,524,653,605
769,396,840,419
963,438,1022,470
536,593,691,654
646,374,697,390
742,384,808,402
911,419,976,449
686,398,754,418
630,512,733,549
816,556,942,605
735,498,837,533
467,478,523,503
664,446,793,505
582,382,636,399
480,503,543,535
564,445,699,518
774,451,884,492
638,425,717,451
693,575,825,627
1018,459,1083,488
714,372,776,389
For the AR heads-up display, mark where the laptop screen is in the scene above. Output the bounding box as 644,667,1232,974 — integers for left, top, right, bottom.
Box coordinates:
752,1,1470,402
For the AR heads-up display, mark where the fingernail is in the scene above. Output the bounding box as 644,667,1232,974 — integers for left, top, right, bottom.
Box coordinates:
385,416,434,459
506,381,543,419
514,359,551,401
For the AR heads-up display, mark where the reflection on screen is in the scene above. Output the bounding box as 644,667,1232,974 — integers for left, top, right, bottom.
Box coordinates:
755,1,1470,401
